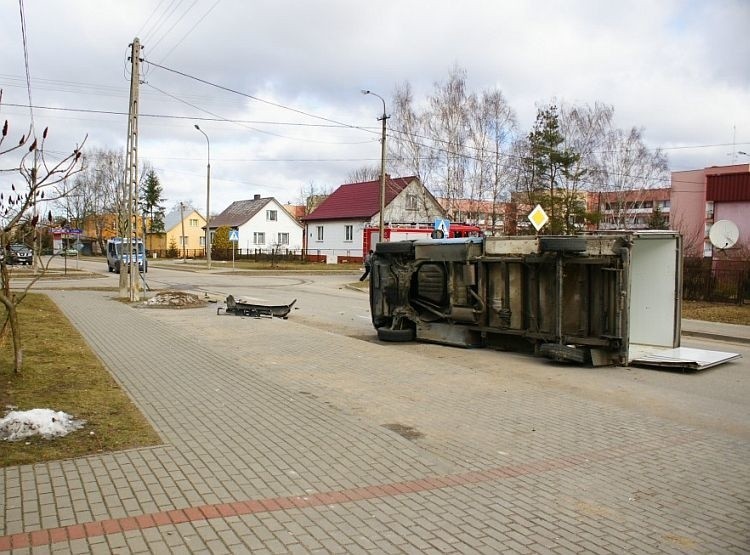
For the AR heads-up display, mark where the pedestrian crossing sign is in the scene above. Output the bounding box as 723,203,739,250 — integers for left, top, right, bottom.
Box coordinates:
434,218,451,235
229,229,239,242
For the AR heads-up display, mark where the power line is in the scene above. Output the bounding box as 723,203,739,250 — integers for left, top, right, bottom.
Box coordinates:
144,82,377,145
17,0,35,136
0,102,366,129
142,59,375,133
141,0,184,45
135,0,169,40
148,0,200,55
156,0,222,64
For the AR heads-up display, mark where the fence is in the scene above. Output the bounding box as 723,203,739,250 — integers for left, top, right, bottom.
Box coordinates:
682,258,750,304
146,248,363,265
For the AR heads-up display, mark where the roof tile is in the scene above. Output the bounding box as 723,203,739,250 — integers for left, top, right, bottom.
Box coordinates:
302,176,417,221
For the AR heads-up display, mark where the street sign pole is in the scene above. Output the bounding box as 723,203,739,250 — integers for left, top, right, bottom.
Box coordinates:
229,229,239,271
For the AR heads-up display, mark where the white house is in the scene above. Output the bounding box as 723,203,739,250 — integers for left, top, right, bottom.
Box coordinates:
208,195,303,253
301,175,445,263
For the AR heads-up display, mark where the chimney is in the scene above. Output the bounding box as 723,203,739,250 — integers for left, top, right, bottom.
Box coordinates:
253,194,261,200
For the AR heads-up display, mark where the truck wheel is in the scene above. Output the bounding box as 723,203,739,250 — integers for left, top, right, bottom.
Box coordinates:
115,263,121,274
377,327,416,342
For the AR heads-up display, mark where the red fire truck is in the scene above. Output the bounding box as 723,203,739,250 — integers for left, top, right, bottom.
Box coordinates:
363,223,482,256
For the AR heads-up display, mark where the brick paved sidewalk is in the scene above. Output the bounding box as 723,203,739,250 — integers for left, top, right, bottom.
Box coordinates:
1,290,748,554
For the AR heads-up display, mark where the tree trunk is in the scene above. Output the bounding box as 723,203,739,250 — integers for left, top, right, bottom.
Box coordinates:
0,294,22,373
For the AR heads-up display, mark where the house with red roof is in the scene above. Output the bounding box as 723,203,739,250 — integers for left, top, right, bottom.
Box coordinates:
301,175,446,263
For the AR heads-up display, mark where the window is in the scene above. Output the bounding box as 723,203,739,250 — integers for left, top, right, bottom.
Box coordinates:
199,236,205,247
406,194,418,211
266,210,277,221
189,218,198,227
180,236,188,247
277,233,289,245
253,232,265,245
316,226,324,241
345,225,353,242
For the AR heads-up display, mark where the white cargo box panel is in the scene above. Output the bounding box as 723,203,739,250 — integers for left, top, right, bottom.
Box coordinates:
630,347,741,370
625,232,740,369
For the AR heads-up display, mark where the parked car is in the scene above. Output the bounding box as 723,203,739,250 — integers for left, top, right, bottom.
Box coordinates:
8,243,33,265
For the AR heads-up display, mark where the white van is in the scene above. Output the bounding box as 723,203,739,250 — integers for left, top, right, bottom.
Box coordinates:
106,238,147,274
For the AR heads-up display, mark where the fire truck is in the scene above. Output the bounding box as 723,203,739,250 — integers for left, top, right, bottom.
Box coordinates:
362,223,482,256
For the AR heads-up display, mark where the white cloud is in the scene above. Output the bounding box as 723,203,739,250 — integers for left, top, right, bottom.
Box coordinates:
1,0,748,210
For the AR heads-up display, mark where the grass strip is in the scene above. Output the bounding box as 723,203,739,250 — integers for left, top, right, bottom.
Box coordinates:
1,293,161,467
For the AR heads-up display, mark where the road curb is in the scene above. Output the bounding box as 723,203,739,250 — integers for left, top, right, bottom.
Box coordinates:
682,330,750,345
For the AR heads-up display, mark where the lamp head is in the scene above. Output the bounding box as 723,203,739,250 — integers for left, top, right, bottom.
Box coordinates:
194,124,200,130
361,89,370,95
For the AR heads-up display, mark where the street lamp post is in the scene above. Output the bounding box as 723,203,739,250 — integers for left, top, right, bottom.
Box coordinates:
194,124,211,270
361,90,389,244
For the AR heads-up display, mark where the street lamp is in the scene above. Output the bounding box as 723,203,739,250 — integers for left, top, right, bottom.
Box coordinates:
361,89,390,244
194,124,211,270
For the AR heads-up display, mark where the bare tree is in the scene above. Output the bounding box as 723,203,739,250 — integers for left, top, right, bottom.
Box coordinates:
427,65,470,208
390,81,438,187
466,89,517,232
346,166,381,183
595,126,669,228
0,94,84,373
390,68,517,229
297,181,331,216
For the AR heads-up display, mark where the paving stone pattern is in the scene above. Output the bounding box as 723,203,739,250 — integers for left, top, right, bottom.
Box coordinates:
0,290,748,554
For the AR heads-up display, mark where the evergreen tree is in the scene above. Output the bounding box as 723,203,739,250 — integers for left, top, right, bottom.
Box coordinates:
519,105,585,234
648,204,668,229
140,170,166,233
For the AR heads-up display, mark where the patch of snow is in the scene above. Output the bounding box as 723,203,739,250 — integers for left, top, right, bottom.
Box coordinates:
0,409,86,441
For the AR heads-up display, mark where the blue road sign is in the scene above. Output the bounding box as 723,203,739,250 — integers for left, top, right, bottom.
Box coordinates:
434,218,450,235
229,229,239,242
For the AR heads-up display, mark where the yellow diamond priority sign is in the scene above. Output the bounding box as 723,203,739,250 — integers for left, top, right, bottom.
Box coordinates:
528,204,549,232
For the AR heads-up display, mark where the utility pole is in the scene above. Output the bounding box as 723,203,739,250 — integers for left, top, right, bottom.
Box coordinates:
121,38,142,300
179,201,186,263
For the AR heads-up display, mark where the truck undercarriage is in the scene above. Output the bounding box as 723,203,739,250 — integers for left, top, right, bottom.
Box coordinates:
369,233,739,370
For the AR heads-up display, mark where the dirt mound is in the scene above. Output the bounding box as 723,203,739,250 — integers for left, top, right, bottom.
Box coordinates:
143,291,207,308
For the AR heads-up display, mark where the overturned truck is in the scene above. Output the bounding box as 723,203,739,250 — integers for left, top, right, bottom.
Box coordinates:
370,232,739,370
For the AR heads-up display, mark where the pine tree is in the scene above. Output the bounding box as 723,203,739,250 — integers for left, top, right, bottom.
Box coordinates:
140,170,166,233
648,204,668,229
519,105,585,234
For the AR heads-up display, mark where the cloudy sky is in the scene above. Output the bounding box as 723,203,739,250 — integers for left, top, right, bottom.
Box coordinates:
1,0,748,215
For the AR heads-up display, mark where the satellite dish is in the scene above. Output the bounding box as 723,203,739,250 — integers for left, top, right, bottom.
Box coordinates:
708,220,740,249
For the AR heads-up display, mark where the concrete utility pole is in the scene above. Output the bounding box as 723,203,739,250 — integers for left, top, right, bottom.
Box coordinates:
121,38,142,300
361,90,390,244
179,201,186,263
194,125,211,270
